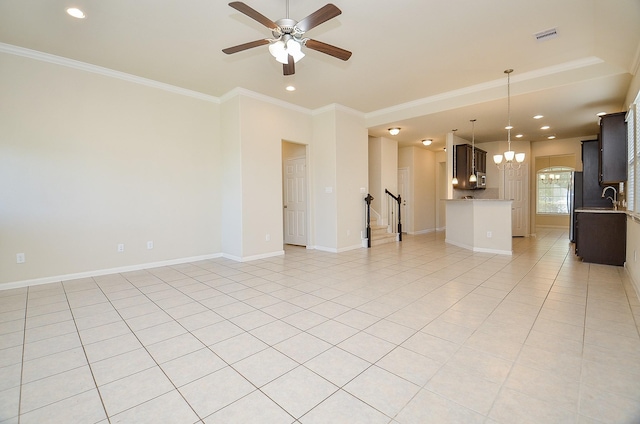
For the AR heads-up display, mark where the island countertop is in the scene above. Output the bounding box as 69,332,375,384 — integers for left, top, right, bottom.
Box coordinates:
445,199,513,255
575,207,626,214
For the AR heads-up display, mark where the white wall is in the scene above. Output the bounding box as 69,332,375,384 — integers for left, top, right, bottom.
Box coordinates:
311,110,338,250
220,96,242,258
236,95,312,259
335,108,369,250
0,49,371,287
0,52,221,285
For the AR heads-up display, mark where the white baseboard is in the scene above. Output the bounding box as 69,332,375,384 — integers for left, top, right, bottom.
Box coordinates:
445,239,512,255
1,253,223,291
221,250,284,262
408,228,436,235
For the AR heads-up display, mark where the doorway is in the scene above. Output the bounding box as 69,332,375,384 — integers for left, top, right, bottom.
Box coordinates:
397,167,409,233
282,142,308,246
505,164,529,237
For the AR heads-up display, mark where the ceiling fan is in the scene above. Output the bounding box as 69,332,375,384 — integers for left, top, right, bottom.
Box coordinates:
222,1,352,76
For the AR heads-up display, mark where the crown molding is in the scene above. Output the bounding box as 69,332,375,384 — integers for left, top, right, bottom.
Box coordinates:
312,103,365,119
220,87,312,115
0,42,220,103
365,56,605,121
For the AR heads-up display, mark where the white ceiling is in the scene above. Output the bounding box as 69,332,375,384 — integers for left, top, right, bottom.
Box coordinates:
1,0,638,150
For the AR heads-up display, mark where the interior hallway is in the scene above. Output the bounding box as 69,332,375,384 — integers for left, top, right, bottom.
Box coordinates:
1,229,639,423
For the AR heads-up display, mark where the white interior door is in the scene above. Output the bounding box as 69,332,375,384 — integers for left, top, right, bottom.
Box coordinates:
398,168,409,233
284,157,307,246
505,164,529,237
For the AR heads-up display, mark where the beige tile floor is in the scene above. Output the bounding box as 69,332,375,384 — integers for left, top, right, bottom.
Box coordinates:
1,229,640,423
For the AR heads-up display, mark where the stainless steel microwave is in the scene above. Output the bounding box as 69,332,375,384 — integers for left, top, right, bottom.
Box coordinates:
475,172,486,188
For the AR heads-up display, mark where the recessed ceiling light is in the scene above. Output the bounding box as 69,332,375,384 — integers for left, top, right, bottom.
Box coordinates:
421,139,432,146
540,125,550,130
66,7,85,18
533,115,544,119
515,134,523,138
285,85,295,92
548,135,556,139
596,112,607,116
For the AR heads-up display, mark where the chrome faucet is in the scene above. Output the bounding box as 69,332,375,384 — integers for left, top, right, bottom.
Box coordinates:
601,186,617,210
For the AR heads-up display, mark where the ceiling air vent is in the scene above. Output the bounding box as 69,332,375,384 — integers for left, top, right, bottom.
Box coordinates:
534,28,558,42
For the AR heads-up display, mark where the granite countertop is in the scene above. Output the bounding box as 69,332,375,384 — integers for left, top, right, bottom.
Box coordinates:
575,207,626,214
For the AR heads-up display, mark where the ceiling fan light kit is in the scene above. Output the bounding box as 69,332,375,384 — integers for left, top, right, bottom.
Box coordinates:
222,1,352,75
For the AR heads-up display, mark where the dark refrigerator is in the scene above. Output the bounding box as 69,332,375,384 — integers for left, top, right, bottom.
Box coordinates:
569,171,582,243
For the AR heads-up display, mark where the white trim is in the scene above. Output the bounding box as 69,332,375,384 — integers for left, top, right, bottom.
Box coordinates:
445,239,512,255
221,87,311,115
336,244,364,253
312,103,365,119
365,57,604,121
313,245,337,253
473,247,513,255
0,253,223,291
0,42,220,103
409,228,436,235
221,250,285,262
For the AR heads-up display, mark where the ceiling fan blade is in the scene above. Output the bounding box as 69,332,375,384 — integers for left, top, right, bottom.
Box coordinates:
296,4,341,33
283,55,295,76
222,39,269,54
305,39,352,61
228,2,279,31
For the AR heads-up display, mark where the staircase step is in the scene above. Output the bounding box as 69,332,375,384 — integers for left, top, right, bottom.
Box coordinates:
371,233,398,246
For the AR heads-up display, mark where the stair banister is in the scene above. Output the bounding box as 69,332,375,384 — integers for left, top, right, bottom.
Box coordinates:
384,189,402,242
364,194,374,248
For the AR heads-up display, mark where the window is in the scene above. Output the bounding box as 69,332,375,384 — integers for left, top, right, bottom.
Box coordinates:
628,90,640,214
536,166,573,214
627,104,635,212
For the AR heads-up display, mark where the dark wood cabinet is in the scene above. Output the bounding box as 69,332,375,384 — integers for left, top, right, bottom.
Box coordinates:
582,140,614,208
599,112,627,184
453,144,486,190
575,212,626,266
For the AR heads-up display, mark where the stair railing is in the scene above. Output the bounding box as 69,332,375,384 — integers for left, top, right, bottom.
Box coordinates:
384,189,402,242
364,194,374,248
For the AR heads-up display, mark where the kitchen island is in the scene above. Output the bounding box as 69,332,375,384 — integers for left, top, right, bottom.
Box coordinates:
445,199,513,255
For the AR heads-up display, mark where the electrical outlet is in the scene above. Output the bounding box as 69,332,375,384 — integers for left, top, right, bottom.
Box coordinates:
117,243,125,252
16,253,25,264
486,231,492,238
265,234,270,241
147,241,154,250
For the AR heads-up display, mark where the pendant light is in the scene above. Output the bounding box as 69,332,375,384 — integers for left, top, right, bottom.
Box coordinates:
493,69,525,169
451,129,459,186
469,119,477,183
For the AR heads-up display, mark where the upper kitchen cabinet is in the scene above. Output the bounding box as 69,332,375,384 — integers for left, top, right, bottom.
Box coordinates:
599,112,627,184
453,144,487,190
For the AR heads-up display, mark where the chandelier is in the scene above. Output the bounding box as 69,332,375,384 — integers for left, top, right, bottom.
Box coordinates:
540,173,561,184
493,69,525,169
